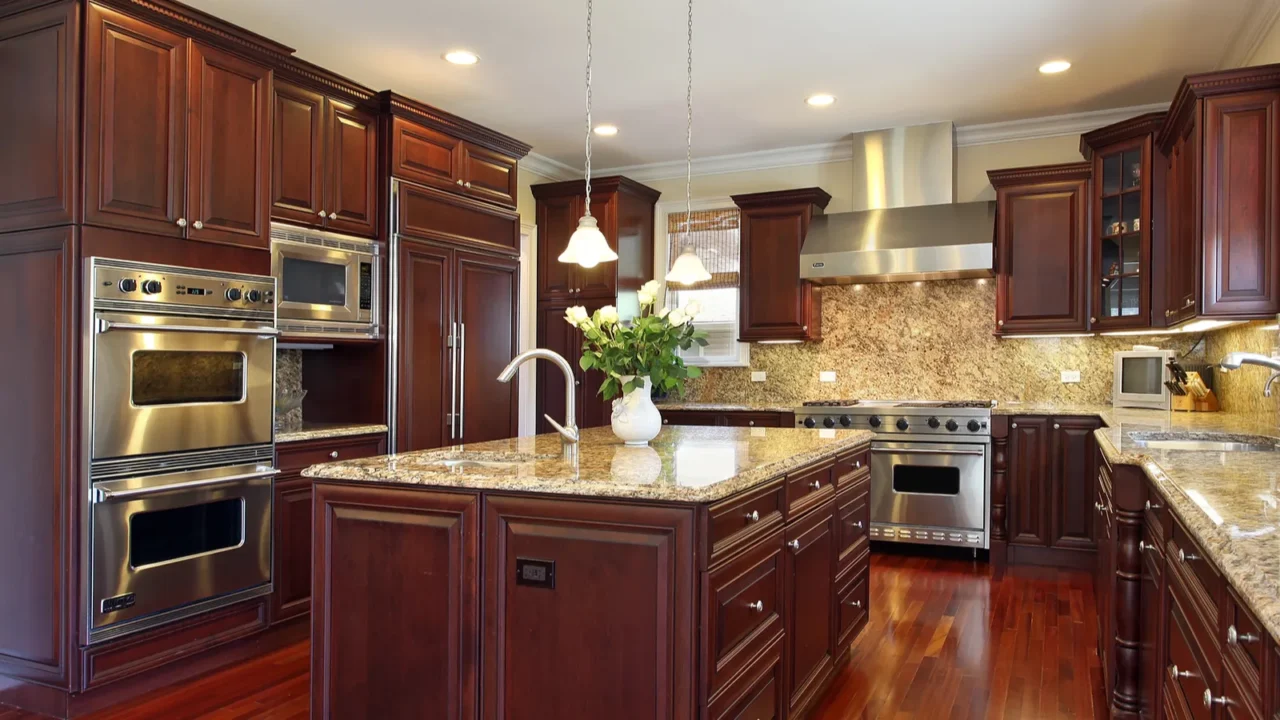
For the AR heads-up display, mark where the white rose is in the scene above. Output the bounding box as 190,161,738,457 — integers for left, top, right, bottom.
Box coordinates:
683,300,702,318
668,309,688,327
597,305,619,325
657,306,671,318
637,279,662,306
564,305,589,327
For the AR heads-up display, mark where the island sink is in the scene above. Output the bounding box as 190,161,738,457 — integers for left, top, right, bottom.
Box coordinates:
1128,432,1280,452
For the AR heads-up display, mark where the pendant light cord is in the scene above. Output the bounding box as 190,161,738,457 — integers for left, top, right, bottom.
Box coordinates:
583,0,594,218
683,0,693,243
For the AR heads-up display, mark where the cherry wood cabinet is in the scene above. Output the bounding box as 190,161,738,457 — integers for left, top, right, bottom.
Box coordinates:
783,498,838,717
1161,111,1200,326
1048,416,1102,552
731,188,831,343
389,114,519,209
1008,416,1051,547
270,80,378,237
987,164,1092,335
397,179,520,254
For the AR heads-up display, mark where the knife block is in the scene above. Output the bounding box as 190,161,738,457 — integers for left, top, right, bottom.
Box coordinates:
1172,371,1220,412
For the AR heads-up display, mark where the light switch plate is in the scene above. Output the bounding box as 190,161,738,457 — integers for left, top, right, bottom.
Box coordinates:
819,371,837,383
751,371,767,382
1061,370,1081,383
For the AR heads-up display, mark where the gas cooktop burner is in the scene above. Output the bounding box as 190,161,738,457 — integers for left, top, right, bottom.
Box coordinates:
800,399,993,409
800,399,862,407
894,400,995,409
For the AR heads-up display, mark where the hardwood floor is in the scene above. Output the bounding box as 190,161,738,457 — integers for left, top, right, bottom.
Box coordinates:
1,551,1102,720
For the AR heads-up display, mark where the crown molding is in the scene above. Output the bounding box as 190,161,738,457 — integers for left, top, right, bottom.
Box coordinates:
1219,0,1280,69
954,103,1170,147
520,152,581,181
596,141,854,182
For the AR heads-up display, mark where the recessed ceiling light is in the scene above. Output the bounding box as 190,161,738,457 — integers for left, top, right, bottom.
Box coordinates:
1039,60,1071,74
444,50,479,65
593,124,618,136
805,94,836,107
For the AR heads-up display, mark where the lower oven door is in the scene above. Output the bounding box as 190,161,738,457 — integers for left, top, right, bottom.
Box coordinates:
869,441,988,535
89,464,275,643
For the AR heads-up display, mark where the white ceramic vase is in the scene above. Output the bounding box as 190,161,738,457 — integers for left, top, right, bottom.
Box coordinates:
611,375,662,446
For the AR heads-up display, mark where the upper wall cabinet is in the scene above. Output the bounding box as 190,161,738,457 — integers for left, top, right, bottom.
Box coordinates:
84,4,272,249
731,188,830,343
1159,64,1280,320
271,80,378,238
987,164,1092,336
1080,113,1166,331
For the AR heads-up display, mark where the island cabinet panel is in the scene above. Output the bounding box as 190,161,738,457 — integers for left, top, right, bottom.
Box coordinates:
311,484,480,720
783,498,838,718
482,495,695,720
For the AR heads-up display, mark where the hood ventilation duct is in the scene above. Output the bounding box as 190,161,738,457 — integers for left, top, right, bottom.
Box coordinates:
800,121,996,285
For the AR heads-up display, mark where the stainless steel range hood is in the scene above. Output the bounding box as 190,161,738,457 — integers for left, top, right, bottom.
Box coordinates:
800,122,996,285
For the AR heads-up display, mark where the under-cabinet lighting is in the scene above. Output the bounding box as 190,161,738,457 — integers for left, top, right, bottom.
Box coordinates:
1263,324,1278,331
1000,333,1095,339
756,339,804,345
1173,319,1243,334
1098,330,1178,337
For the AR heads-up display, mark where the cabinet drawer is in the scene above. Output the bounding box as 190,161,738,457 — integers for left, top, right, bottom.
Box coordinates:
708,481,784,564
723,412,786,428
1141,521,1163,580
1223,663,1263,720
835,561,869,651
276,433,386,472
707,634,783,720
835,448,869,485
1169,519,1221,628
786,460,835,518
1144,484,1168,547
703,529,785,697
836,493,869,573
459,142,518,208
1223,588,1265,703
661,410,722,426
1166,585,1217,720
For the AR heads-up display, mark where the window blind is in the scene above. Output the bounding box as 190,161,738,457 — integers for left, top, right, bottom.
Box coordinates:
667,208,740,290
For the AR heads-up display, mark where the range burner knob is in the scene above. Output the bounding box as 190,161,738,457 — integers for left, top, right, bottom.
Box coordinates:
945,419,959,432
225,287,242,302
927,416,941,429
895,418,910,431
118,278,137,293
839,414,853,427
803,417,817,428
967,419,981,432
823,417,836,429
868,416,882,428
140,279,162,295
246,289,262,303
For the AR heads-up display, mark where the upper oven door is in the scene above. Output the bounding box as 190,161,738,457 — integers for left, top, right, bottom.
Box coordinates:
90,312,276,460
271,240,371,324
869,440,988,533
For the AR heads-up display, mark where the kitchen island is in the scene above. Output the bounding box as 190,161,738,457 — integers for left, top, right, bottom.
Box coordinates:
303,425,873,719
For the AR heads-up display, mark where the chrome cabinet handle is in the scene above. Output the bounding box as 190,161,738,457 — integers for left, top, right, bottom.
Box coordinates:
449,321,459,440
1203,689,1226,708
744,510,759,523
192,220,203,230
1170,664,1194,679
748,600,764,613
176,217,188,228
808,479,821,490
787,539,801,552
329,212,337,220
458,322,466,438
329,451,339,459
1227,625,1259,645
1178,548,1198,563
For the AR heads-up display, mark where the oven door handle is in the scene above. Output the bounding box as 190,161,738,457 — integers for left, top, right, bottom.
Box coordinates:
96,319,280,337
91,469,280,503
870,447,987,457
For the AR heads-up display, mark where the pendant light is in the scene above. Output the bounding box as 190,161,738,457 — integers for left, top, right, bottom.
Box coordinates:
665,0,711,286
558,0,618,269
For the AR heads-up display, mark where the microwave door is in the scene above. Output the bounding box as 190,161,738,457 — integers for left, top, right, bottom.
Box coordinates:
274,245,360,324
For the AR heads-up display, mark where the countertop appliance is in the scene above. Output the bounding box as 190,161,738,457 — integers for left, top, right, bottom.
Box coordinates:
85,258,279,644
795,399,992,550
270,223,381,339
1113,348,1176,410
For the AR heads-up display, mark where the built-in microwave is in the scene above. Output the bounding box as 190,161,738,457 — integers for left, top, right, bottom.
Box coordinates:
1113,349,1175,410
270,224,381,339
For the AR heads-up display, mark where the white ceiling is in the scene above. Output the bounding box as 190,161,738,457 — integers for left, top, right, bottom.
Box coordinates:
188,0,1267,170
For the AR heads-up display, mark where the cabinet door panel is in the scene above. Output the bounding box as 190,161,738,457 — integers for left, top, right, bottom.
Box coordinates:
1050,417,1100,550
396,239,452,451
391,117,461,190
186,41,270,248
535,193,579,300
460,143,518,208
271,475,312,623
483,496,694,720
456,251,519,444
84,4,186,237
995,178,1090,333
702,529,784,696
577,298,616,430
312,484,478,720
1202,92,1280,317
784,500,837,716
270,80,324,227
325,98,378,237
740,207,808,339
535,304,578,436
1009,416,1050,546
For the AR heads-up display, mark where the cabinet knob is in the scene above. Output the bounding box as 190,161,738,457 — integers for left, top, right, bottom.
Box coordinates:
1184,297,1195,308
192,220,203,230
456,179,464,185
329,450,339,459
1011,422,1018,429
854,460,861,469
744,510,759,523
787,539,801,552
1145,500,1161,511
748,420,755,426
1227,625,1259,645
747,600,764,613
808,479,821,491
1138,540,1146,552
176,218,188,228
846,599,862,609
318,209,326,217
1203,689,1226,708
1165,309,1174,317
997,320,1005,327
329,212,337,220
465,181,472,189
1178,548,1198,563
1053,423,1060,430
1170,664,1194,679
663,418,669,424
853,521,864,530
802,325,808,331
1090,317,1097,324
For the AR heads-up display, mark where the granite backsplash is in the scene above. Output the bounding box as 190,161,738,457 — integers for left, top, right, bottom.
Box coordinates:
276,349,303,429
1206,319,1280,425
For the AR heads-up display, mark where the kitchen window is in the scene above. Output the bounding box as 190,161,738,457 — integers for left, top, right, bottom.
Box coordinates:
664,206,749,367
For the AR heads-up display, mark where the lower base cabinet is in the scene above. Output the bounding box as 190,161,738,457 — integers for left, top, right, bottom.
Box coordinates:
310,445,871,719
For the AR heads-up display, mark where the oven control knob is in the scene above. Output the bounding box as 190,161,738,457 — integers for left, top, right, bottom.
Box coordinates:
823,417,836,429
868,415,882,428
118,278,137,293
839,414,853,427
803,417,817,428
967,419,981,432
141,279,162,295
895,418,909,431
945,419,959,432
927,416,941,429
246,289,262,303
225,287,242,302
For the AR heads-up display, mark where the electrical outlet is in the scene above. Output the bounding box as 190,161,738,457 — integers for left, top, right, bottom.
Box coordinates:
819,371,837,383
751,371,767,382
1061,370,1081,383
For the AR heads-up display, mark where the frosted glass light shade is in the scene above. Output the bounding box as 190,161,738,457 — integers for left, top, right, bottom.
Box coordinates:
558,215,617,269
665,247,711,285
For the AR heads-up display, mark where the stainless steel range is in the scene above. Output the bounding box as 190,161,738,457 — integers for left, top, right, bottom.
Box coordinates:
794,400,993,550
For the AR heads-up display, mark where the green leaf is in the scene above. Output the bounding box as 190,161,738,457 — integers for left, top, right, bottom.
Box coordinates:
686,366,702,378
579,354,593,371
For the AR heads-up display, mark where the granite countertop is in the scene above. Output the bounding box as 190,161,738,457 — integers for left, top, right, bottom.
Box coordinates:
656,401,796,413
1090,409,1280,642
303,425,873,503
277,422,389,444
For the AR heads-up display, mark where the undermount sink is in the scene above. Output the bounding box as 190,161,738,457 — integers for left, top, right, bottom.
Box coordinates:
1128,432,1280,453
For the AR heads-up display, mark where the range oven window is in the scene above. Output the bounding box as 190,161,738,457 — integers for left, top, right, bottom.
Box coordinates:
132,351,245,406
281,256,347,307
892,465,961,495
129,498,244,568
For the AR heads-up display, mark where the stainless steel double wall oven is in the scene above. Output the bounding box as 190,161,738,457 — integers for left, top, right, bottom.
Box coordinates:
84,258,278,644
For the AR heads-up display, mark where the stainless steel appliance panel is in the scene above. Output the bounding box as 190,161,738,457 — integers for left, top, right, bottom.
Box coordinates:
89,464,274,638
91,312,276,459
270,225,380,338
870,440,988,535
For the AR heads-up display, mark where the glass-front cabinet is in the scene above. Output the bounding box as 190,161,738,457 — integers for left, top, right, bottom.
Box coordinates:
1080,113,1165,331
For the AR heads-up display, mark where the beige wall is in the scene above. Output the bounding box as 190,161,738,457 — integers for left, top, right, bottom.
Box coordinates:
954,135,1084,201
1248,15,1280,65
